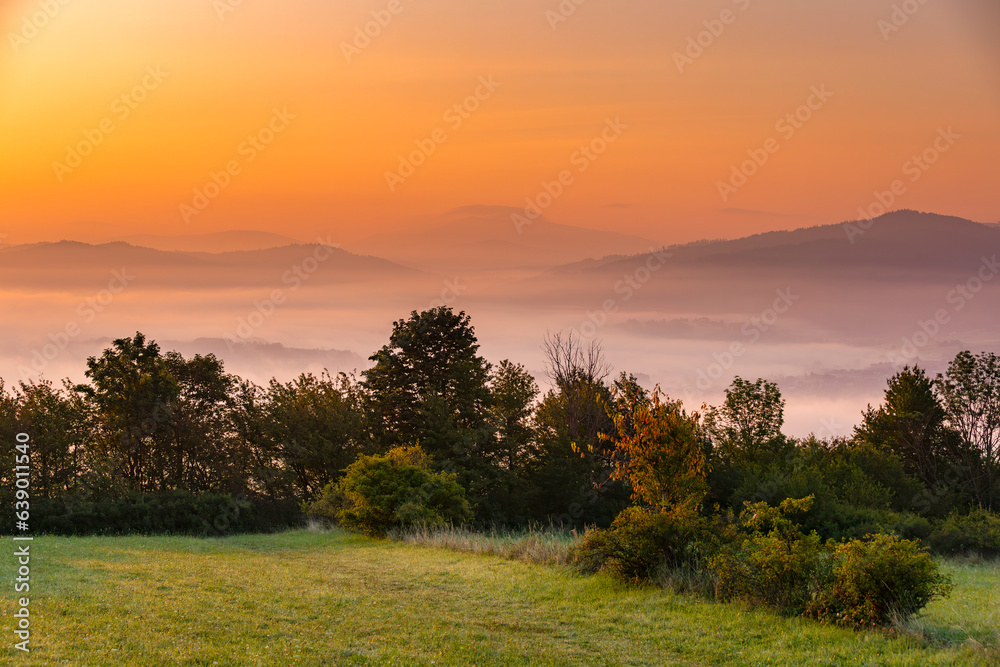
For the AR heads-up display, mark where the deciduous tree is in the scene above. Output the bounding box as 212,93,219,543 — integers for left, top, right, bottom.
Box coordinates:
604,386,708,511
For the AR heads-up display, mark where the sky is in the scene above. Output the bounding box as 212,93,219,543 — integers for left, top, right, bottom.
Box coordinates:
1,0,998,246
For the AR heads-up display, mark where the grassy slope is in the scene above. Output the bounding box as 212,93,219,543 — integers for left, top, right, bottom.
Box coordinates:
0,530,996,666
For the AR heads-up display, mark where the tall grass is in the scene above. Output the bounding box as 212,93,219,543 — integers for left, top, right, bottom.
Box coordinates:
390,524,583,566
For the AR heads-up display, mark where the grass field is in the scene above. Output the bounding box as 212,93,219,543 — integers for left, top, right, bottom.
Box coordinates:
2,529,998,666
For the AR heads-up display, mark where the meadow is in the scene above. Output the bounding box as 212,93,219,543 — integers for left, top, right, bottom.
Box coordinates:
2,529,997,666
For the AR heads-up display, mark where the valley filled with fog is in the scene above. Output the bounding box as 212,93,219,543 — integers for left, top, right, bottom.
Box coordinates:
3,209,998,437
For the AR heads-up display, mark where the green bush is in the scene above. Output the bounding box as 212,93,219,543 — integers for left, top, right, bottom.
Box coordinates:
706,496,952,625
9,490,260,536
807,533,953,627
308,446,473,536
572,493,954,629
710,496,831,612
928,509,1000,557
573,505,727,584
887,513,933,542
807,506,933,543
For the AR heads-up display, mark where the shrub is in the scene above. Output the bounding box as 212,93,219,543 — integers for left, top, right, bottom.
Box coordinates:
308,446,473,536
707,497,952,625
574,494,954,629
710,496,831,612
807,533,953,627
573,505,726,584
927,509,1000,557
806,506,933,543
15,490,258,536
304,484,347,524
887,513,933,542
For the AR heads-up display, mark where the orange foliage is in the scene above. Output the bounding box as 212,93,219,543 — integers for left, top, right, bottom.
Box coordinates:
603,386,708,510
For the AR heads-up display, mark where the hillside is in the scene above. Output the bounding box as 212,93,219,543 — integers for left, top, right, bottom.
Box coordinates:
553,211,1000,279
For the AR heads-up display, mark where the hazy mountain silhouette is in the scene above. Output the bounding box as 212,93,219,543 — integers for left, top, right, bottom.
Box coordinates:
0,241,421,290
554,211,999,277
121,230,301,253
164,338,365,380
348,205,657,272
12,336,366,387
529,210,1000,348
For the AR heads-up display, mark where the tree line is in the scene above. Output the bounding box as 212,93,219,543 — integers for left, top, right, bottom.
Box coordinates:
2,306,999,543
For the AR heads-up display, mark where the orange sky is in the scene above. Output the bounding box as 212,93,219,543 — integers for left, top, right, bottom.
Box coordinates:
1,0,998,246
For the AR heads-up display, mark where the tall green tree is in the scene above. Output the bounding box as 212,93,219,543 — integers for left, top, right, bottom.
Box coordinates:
363,307,494,499
936,351,1000,509
705,377,788,464
524,334,627,526
0,381,21,509
263,371,367,501
486,360,540,520
703,377,790,510
230,379,278,498
77,332,178,492
856,366,964,492
163,351,243,494
10,380,86,499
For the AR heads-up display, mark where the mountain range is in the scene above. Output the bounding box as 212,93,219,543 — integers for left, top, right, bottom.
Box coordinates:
555,211,1000,278
346,205,658,272
121,230,301,253
0,241,420,291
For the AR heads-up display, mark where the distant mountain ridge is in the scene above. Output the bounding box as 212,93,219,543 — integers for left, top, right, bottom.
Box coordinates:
550,210,1000,278
0,241,420,290
3,210,996,293
520,210,1000,354
348,205,658,271
121,230,301,253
